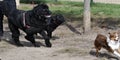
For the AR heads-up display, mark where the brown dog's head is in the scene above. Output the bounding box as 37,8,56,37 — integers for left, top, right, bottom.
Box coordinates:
109,32,119,41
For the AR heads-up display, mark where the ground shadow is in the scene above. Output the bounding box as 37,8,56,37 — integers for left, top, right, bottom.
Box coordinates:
3,39,46,47
92,17,120,30
89,50,119,60
21,41,46,47
2,31,46,47
65,23,81,35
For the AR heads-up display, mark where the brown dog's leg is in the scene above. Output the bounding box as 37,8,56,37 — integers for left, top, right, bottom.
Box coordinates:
117,48,120,53
95,47,101,57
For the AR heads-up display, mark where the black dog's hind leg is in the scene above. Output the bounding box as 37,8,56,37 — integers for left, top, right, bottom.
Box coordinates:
8,23,23,46
40,31,52,47
25,34,40,47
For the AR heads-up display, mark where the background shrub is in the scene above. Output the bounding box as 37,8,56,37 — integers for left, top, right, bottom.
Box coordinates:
20,0,46,4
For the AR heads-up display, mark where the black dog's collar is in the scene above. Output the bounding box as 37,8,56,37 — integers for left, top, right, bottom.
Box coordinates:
23,12,30,29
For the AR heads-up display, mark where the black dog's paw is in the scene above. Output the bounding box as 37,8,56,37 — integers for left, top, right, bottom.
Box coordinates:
46,43,52,47
14,40,24,47
45,41,52,47
16,43,24,47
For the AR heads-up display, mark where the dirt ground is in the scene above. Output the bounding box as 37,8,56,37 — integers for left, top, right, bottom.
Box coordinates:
0,22,120,60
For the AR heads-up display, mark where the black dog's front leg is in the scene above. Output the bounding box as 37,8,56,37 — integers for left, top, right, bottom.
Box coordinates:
47,30,52,38
46,26,53,38
40,31,52,47
25,34,40,47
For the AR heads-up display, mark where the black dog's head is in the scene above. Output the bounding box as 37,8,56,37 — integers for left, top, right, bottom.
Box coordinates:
52,14,65,25
33,4,52,19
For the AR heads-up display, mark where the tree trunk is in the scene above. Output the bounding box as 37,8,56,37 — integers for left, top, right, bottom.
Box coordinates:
83,0,91,33
16,0,20,6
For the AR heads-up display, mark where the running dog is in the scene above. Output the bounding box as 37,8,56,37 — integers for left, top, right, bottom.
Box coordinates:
94,32,120,57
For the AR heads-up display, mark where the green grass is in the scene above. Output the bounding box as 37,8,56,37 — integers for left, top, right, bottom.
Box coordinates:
20,1,120,20
91,3,120,18
48,1,120,19
48,1,84,21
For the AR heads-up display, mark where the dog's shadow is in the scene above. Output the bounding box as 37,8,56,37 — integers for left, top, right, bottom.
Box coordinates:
4,39,46,47
3,31,46,47
89,50,119,60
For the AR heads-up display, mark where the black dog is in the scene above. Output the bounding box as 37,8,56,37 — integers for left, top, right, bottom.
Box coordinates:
39,14,65,39
2,2,52,47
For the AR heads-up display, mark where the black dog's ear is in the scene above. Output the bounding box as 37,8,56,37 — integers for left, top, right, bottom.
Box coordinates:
32,3,48,14
32,4,42,17
33,5,39,14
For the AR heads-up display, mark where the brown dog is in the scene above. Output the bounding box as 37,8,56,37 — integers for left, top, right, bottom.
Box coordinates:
94,32,120,57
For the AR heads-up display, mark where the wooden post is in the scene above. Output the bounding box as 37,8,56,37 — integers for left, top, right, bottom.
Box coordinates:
83,0,91,33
